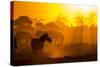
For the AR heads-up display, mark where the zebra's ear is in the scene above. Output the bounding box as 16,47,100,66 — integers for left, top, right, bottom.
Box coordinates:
44,33,48,36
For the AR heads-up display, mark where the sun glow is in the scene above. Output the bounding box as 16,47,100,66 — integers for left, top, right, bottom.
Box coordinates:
61,5,97,27
13,2,97,27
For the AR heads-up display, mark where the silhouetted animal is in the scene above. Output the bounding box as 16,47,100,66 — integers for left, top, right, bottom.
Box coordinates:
31,33,52,51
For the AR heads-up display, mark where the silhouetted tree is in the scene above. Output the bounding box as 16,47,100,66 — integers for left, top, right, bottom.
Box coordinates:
88,11,97,44
14,16,32,26
45,22,59,32
71,12,84,55
73,12,84,43
32,18,45,31
14,16,34,35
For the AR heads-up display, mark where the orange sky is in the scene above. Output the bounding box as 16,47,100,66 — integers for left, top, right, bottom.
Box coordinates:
12,1,97,26
12,1,64,21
